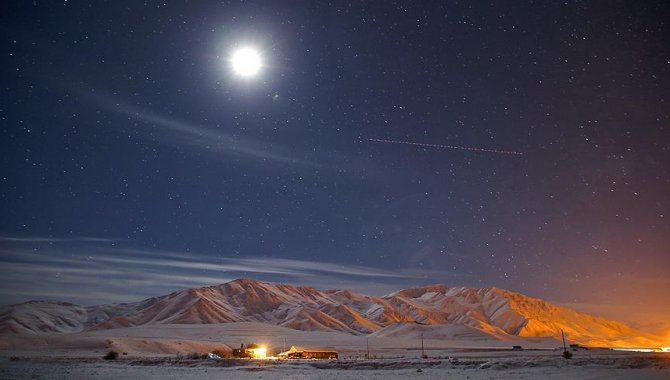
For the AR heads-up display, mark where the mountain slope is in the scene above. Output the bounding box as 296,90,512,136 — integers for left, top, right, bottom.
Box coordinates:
0,301,87,335
0,278,661,347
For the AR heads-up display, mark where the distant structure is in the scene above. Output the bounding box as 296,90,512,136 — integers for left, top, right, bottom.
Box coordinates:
569,344,588,351
561,330,573,359
232,343,267,359
277,346,338,359
421,333,427,359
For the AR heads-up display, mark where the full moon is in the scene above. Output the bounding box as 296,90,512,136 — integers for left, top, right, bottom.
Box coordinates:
230,47,262,77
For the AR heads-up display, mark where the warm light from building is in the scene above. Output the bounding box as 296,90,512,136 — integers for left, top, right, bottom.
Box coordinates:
248,346,267,359
612,348,657,353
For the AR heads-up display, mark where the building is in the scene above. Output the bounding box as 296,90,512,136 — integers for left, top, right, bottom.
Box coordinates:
232,343,267,359
232,344,251,358
277,346,338,360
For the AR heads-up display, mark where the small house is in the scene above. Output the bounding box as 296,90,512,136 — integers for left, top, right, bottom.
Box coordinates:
278,346,338,359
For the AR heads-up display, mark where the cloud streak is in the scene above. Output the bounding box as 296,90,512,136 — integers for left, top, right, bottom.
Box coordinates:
76,88,316,167
0,237,446,306
0,236,116,243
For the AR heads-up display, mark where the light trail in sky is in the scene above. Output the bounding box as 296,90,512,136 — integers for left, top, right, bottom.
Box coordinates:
367,138,524,156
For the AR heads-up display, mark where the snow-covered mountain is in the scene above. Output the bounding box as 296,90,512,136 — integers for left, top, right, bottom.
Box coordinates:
0,278,660,347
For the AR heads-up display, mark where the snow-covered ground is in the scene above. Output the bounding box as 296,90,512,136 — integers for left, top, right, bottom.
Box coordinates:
0,322,561,358
1,352,669,380
1,322,669,379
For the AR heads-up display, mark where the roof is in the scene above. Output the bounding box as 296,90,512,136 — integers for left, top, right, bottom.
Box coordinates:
279,346,337,354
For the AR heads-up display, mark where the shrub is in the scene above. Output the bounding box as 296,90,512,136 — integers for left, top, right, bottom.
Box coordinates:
186,352,207,360
103,351,119,360
212,349,230,358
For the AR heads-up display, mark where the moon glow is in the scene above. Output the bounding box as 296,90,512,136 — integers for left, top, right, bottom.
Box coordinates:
230,47,262,77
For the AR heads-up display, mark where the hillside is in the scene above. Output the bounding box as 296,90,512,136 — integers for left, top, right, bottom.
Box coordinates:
0,278,661,347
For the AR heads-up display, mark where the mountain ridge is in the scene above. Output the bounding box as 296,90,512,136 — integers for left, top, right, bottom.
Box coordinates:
0,278,661,347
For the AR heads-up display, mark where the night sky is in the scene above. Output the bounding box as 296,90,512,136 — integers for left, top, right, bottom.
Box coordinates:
1,1,669,331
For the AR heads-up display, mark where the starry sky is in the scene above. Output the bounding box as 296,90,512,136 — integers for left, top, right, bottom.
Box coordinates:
1,1,669,331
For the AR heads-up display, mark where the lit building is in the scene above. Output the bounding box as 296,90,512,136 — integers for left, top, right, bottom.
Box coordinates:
247,346,267,359
277,346,338,359
232,343,268,359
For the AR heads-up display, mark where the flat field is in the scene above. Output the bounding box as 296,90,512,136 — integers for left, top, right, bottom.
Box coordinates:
1,322,668,379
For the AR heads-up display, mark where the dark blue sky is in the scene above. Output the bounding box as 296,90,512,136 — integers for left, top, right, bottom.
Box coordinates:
1,1,669,329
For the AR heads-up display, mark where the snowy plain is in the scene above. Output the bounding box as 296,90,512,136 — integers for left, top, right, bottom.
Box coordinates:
1,322,669,379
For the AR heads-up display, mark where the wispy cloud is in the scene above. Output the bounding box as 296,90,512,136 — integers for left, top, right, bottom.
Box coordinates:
76,88,316,167
0,236,116,243
0,237,447,306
